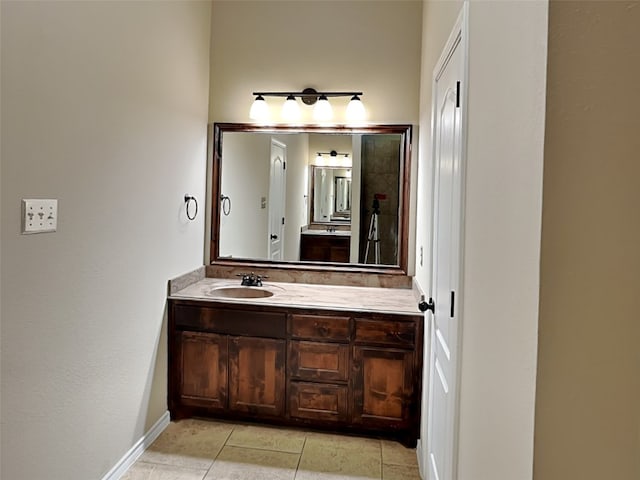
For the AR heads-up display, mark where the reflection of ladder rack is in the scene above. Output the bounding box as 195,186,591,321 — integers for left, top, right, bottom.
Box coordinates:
364,197,381,264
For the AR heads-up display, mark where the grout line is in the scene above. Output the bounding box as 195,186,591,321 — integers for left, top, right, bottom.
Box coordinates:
379,439,384,480
293,435,308,479
202,424,236,479
220,443,304,455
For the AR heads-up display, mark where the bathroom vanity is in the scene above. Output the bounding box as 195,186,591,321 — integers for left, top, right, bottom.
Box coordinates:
168,277,423,446
170,122,422,445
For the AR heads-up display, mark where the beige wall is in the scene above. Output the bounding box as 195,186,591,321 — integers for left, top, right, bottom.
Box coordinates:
535,2,640,479
207,0,423,271
416,1,547,479
0,1,211,478
209,0,422,124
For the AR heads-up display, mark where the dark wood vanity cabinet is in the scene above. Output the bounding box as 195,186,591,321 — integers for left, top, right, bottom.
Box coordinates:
169,299,422,445
169,302,286,420
228,336,286,417
288,313,351,423
178,331,228,410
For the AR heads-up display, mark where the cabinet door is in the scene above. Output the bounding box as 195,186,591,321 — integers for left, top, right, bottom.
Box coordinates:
352,346,414,428
179,332,228,410
228,336,286,417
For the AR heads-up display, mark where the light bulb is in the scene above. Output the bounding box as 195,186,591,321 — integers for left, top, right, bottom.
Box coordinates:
346,95,366,123
281,95,301,122
313,95,333,122
249,95,269,121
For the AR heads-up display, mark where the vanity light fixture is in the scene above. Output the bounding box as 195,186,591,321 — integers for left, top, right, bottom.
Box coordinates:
315,150,351,166
346,95,366,122
281,95,301,121
249,88,365,123
313,94,333,121
249,95,269,121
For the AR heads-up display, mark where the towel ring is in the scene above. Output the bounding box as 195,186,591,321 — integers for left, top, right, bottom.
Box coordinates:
184,194,198,221
220,195,231,216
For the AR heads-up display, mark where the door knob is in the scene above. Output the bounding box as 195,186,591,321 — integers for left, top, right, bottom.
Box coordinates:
270,234,278,240
418,295,435,313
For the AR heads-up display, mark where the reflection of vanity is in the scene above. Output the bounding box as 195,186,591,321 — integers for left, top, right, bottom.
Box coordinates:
300,228,351,263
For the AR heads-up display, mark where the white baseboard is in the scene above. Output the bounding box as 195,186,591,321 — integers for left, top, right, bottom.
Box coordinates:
100,410,170,480
416,439,425,479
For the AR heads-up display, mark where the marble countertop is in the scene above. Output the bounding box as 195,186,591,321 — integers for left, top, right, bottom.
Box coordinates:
300,229,351,237
169,277,421,316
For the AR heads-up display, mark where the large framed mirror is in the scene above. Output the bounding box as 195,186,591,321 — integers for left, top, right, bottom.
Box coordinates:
210,123,412,273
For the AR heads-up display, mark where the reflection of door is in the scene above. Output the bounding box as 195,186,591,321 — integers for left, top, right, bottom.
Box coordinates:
424,10,465,480
268,139,286,260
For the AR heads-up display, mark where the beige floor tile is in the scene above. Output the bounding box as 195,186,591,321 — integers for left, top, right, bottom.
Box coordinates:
380,440,418,466
204,445,299,480
121,461,208,480
295,472,379,480
225,423,306,453
298,434,381,479
304,431,381,454
140,419,233,470
382,463,422,480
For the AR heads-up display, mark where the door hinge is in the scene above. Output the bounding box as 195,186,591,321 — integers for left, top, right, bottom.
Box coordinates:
450,291,455,318
282,217,285,225
456,81,461,108
283,161,286,170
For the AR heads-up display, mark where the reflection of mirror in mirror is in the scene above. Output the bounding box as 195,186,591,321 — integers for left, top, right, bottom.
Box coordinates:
312,167,351,223
211,124,411,271
335,176,351,215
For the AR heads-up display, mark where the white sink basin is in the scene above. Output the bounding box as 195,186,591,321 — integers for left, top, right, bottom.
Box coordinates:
207,286,275,299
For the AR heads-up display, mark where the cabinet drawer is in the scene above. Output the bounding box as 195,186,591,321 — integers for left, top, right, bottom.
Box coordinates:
174,305,286,338
288,340,349,382
289,381,348,422
289,314,350,341
354,318,416,347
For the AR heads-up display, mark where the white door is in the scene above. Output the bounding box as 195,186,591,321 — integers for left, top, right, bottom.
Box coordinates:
268,139,286,260
425,9,466,480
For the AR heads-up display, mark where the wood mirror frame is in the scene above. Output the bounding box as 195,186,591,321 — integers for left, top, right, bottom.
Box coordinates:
209,122,412,275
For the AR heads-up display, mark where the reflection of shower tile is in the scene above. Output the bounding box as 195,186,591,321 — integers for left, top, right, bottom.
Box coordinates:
360,134,402,265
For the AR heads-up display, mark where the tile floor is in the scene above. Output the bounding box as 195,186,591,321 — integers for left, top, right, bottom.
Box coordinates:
122,418,422,480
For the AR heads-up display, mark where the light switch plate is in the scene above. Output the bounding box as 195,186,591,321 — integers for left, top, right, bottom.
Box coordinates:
22,199,58,234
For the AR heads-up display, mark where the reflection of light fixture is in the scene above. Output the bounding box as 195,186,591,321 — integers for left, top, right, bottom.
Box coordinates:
249,88,365,123
315,150,351,166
